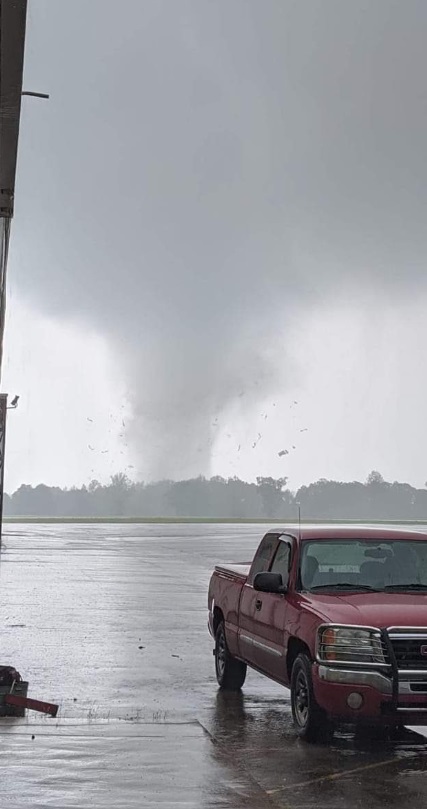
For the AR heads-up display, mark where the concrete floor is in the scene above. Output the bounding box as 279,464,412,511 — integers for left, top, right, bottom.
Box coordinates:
0,522,427,808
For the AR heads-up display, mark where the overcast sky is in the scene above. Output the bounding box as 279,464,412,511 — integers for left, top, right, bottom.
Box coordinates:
4,0,427,493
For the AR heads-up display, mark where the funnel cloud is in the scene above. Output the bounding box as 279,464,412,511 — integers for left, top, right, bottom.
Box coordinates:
11,0,427,481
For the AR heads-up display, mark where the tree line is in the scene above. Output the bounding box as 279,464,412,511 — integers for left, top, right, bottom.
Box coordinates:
3,470,427,520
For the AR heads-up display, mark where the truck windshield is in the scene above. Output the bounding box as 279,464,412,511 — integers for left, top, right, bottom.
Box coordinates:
300,539,427,592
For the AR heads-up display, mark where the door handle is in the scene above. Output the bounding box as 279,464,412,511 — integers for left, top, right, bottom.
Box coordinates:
255,599,262,611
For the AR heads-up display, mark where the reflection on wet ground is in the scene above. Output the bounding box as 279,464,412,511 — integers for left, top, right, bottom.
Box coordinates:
206,691,427,808
0,522,426,807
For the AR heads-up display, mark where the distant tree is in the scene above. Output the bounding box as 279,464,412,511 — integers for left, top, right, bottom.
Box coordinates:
255,477,288,518
4,471,427,520
2,492,12,516
366,470,385,486
109,473,133,516
110,473,131,490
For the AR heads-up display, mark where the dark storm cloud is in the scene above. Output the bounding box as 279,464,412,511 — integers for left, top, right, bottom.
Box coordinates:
12,0,427,478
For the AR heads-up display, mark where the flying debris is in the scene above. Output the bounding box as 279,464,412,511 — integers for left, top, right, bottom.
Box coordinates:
101,450,109,454
87,417,93,423
278,449,289,457
10,395,19,408
292,445,296,450
88,445,95,451
300,428,308,433
237,445,241,452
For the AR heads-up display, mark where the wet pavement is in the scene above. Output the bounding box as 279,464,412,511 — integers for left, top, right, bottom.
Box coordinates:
1,522,427,807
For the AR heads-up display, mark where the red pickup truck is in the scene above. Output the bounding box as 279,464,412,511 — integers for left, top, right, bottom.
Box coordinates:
208,526,427,741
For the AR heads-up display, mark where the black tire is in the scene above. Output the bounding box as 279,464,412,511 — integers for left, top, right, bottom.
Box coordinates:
387,724,406,741
291,653,333,742
215,622,247,691
356,723,404,743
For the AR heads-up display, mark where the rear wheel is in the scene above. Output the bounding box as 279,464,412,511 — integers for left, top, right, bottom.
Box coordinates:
291,653,333,742
215,622,247,691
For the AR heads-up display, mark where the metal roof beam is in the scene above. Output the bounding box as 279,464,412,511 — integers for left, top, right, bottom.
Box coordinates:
0,0,28,219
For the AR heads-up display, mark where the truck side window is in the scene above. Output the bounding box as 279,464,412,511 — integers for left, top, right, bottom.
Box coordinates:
249,535,277,583
270,541,291,586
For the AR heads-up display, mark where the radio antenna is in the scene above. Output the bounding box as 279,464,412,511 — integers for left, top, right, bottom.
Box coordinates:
297,501,301,540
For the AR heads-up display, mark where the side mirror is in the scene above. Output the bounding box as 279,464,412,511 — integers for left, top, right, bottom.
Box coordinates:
253,572,287,594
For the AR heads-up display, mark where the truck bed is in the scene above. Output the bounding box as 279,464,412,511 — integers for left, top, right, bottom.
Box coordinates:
214,563,250,581
208,563,250,649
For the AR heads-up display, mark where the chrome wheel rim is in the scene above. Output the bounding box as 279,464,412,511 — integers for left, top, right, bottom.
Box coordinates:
294,670,309,727
216,631,226,678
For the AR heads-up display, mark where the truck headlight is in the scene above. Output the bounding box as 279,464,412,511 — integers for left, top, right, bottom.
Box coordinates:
317,625,386,666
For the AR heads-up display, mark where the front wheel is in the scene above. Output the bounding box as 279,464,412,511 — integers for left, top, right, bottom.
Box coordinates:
215,622,247,691
291,653,333,742
355,723,404,743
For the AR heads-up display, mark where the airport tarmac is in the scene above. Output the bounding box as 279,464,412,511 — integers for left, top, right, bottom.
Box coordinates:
1,522,427,808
